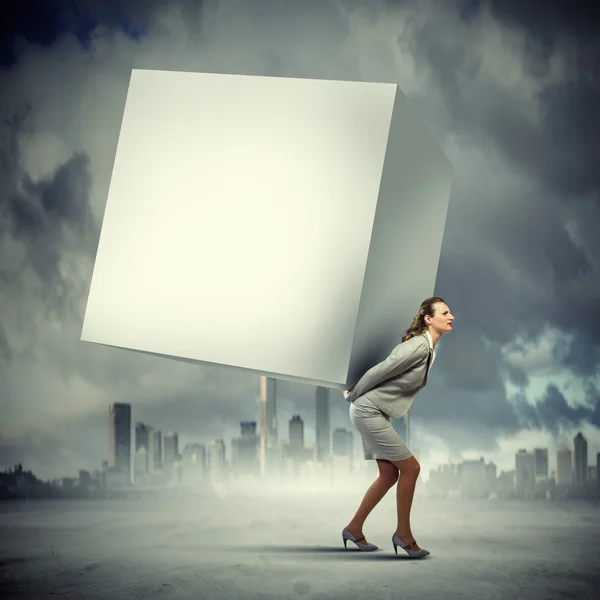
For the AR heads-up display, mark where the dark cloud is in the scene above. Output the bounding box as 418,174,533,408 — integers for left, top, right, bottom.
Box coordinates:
517,384,596,437
502,362,529,389
434,326,505,392
538,81,600,197
414,377,600,446
415,382,522,440
0,0,196,66
560,330,600,380
586,385,600,428
0,107,97,322
403,6,600,200
8,153,93,237
249,0,348,37
484,0,600,48
456,0,600,83
0,327,11,362
512,392,542,431
398,2,600,389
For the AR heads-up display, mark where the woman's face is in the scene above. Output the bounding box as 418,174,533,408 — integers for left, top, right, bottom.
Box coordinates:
426,302,454,333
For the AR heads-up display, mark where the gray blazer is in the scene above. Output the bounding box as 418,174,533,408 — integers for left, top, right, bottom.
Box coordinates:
345,333,432,418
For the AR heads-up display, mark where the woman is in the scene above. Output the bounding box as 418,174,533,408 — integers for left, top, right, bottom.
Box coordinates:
340,297,454,558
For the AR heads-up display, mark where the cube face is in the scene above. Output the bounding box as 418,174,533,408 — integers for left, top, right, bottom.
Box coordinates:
82,70,452,387
347,89,454,385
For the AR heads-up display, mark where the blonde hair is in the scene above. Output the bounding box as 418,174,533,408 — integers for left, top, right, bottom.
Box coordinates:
401,297,446,342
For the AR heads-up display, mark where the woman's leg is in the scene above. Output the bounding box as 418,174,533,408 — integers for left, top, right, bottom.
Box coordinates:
345,459,399,542
390,456,422,549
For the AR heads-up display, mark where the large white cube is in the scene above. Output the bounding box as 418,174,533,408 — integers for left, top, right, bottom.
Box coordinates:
81,70,453,388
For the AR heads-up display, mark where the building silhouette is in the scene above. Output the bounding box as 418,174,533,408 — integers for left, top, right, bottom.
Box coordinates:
135,422,152,474
182,443,206,479
534,448,548,481
485,461,497,484
108,403,132,483
285,415,305,467
259,376,278,447
597,452,600,500
556,446,572,486
460,457,487,498
315,386,331,464
515,449,535,494
134,447,147,479
289,415,304,449
332,428,353,457
149,429,163,471
164,431,179,466
574,432,588,487
231,421,260,475
241,421,257,438
207,439,226,477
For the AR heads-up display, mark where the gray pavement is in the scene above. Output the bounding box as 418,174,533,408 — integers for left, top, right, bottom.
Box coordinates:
1,485,599,599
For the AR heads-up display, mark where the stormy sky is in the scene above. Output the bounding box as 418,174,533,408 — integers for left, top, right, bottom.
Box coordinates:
1,0,599,481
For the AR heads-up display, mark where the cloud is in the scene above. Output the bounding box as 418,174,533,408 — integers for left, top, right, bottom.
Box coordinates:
399,3,600,387
0,0,599,478
515,383,595,437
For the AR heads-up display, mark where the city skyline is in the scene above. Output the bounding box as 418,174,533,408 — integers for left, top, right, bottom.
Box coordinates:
4,397,597,504
108,380,340,483
2,345,597,500
95,382,599,493
3,371,599,481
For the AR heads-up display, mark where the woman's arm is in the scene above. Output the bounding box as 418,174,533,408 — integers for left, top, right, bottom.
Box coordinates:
346,339,428,403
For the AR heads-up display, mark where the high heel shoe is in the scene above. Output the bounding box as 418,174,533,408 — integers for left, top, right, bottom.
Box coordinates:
342,528,378,551
392,533,430,558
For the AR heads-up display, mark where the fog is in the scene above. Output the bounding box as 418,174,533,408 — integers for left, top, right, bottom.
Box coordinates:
1,492,599,599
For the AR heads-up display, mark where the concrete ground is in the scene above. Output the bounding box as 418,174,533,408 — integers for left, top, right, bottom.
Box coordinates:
1,484,599,600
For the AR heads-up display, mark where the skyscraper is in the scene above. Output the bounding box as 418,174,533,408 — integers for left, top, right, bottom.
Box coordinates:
332,428,353,457
164,431,179,466
134,447,147,479
597,452,600,500
207,439,226,477
534,448,549,480
241,421,257,438
258,377,278,475
231,422,260,475
556,446,572,486
485,461,497,485
460,457,487,498
182,443,206,479
149,429,163,471
515,449,535,492
135,422,152,474
289,415,304,450
259,376,278,446
315,386,330,464
108,403,132,482
574,432,588,487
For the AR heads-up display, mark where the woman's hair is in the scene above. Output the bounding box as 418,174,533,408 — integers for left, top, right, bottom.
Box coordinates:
401,296,445,342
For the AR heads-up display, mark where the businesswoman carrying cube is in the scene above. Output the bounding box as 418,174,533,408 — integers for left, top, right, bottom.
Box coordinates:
341,296,454,558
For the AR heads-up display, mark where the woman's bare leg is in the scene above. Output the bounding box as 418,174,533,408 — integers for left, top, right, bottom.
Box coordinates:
345,459,398,543
390,456,422,550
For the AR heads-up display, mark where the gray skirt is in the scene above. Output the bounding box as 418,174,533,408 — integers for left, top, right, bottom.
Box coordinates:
349,395,413,461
